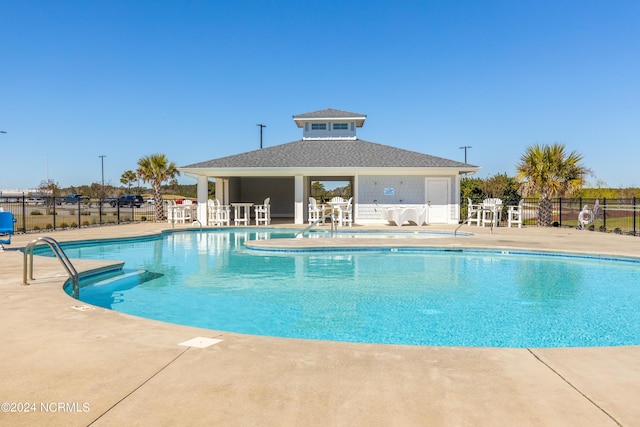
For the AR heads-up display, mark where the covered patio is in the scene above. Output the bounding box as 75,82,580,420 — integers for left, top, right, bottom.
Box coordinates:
179,109,479,226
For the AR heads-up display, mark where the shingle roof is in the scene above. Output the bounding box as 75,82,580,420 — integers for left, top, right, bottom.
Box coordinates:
292,108,367,128
182,139,476,169
293,108,366,119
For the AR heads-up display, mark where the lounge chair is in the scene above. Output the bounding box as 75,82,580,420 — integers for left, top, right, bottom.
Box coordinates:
254,197,271,225
0,211,16,249
384,206,426,226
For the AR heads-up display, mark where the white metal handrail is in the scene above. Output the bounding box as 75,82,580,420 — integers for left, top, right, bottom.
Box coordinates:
296,213,337,238
23,236,80,299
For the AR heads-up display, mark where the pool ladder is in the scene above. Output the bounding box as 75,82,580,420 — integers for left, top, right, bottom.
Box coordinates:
23,236,80,299
296,213,337,238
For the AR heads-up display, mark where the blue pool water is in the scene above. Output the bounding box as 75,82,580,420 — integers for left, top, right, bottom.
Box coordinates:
56,228,640,348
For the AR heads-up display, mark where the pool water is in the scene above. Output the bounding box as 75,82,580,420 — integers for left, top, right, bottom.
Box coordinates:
58,229,640,348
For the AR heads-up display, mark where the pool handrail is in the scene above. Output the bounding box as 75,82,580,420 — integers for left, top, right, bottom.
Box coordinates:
296,213,337,238
455,207,494,236
23,236,80,299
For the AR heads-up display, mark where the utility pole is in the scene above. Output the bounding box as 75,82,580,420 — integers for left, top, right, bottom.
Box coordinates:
99,155,106,196
459,146,472,164
256,124,266,149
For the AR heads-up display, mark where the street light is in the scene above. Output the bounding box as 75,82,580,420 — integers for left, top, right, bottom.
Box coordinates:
256,124,266,149
459,146,472,164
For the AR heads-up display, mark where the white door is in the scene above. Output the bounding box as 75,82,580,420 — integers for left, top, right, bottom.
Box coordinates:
426,179,449,224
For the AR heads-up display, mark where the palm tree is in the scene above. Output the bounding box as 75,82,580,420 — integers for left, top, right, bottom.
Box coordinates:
120,170,137,192
516,143,590,227
137,154,180,221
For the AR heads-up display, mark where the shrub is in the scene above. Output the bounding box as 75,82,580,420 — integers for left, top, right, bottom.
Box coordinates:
30,210,43,216
33,225,41,231
141,216,147,221
45,223,53,229
82,220,90,226
60,222,69,228
70,222,78,228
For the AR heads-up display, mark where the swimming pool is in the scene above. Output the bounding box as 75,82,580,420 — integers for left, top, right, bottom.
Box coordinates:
56,228,640,348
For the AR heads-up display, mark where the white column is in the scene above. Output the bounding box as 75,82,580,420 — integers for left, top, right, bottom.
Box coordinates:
214,178,228,205
197,175,208,225
294,175,303,224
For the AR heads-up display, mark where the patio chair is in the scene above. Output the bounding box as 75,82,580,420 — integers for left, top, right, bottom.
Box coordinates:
481,198,503,227
166,200,177,223
0,211,16,249
208,199,230,226
308,197,326,223
466,198,481,226
341,197,353,227
254,197,271,225
207,199,217,225
507,199,524,228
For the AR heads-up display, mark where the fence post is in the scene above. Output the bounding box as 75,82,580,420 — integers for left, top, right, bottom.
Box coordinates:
21,193,27,232
52,197,57,230
557,197,562,227
99,198,103,225
603,197,607,231
634,197,637,236
77,199,82,228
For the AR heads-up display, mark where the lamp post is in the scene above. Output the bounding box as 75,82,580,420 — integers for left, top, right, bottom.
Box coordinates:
459,146,472,164
256,124,266,149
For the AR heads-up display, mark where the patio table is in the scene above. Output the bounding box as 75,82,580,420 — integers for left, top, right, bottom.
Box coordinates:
232,202,254,226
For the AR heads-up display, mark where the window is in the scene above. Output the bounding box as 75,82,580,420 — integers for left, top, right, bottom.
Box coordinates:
333,123,348,130
311,123,326,130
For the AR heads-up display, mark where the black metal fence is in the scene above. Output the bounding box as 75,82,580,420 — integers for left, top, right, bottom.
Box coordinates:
465,197,639,236
3,195,639,236
0,196,158,233
548,197,639,236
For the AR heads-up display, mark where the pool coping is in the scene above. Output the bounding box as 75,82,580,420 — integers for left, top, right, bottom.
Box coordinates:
1,222,640,426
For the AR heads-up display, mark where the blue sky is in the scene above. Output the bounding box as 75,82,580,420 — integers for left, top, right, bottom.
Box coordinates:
1,0,638,191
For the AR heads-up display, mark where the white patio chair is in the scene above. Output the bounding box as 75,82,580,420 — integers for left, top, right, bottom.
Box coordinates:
466,198,481,226
341,197,353,227
215,199,231,226
507,199,524,228
254,197,271,225
308,197,326,223
166,200,177,223
207,199,218,225
328,197,347,226
481,198,503,227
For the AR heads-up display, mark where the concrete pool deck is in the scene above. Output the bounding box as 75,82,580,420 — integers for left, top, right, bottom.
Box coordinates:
1,222,639,426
